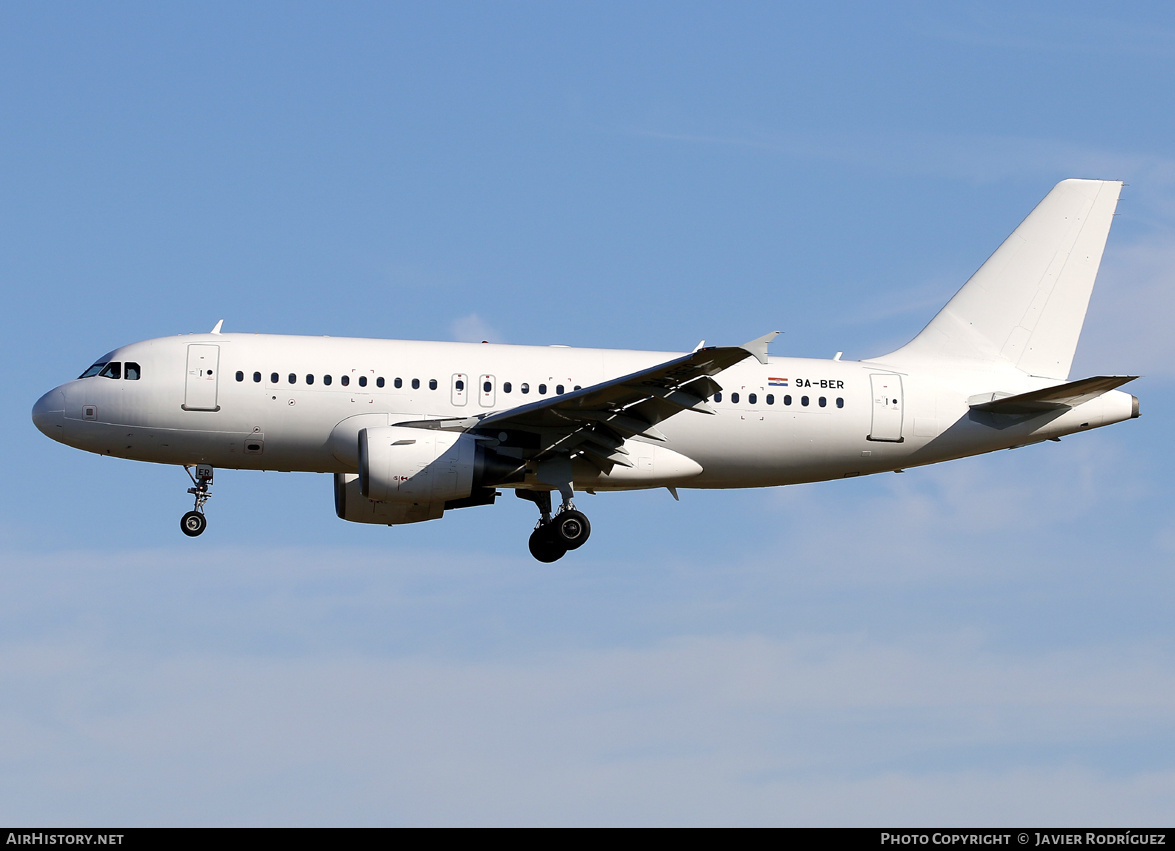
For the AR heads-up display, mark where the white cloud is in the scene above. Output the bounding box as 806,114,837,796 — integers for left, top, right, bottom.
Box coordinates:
758,435,1145,587
450,313,504,344
1,631,1174,825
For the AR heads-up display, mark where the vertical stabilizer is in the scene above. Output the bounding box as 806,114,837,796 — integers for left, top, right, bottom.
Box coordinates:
876,179,1122,379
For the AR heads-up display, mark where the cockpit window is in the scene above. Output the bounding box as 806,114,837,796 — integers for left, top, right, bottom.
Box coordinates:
79,361,107,379
125,362,141,380
98,362,122,380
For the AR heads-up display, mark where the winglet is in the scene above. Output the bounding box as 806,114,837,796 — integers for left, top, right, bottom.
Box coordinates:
210,319,224,335
740,331,779,365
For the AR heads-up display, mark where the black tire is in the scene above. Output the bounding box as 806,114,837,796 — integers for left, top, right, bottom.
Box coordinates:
553,509,591,550
180,511,207,537
528,525,567,563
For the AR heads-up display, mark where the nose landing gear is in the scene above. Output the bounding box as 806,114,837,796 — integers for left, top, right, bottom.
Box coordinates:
518,489,591,562
180,464,214,538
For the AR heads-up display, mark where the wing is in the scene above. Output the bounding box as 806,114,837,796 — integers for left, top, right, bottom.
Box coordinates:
395,332,778,474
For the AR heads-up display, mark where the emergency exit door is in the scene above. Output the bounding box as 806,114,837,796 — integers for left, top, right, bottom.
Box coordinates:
451,373,469,406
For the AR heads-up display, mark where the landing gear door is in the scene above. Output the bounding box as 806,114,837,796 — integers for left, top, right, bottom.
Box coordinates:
868,374,903,442
183,344,221,411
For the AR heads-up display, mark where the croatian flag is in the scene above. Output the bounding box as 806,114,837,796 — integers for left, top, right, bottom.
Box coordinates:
768,377,788,387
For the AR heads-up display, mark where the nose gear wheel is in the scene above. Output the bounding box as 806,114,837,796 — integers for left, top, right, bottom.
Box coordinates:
180,510,207,537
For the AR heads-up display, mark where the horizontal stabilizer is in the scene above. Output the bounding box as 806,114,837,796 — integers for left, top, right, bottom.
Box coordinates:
969,375,1137,415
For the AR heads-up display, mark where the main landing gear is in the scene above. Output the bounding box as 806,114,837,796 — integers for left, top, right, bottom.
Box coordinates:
518,489,591,563
180,464,214,538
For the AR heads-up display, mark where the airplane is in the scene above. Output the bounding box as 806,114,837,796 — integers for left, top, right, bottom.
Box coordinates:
32,179,1139,562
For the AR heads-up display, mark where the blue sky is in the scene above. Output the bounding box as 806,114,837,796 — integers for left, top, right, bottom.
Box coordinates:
3,2,1175,825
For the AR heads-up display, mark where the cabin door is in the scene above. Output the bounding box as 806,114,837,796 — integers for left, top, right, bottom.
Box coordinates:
183,344,220,411
868,374,903,442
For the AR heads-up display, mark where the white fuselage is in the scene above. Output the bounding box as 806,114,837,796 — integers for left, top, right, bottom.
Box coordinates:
32,332,1138,492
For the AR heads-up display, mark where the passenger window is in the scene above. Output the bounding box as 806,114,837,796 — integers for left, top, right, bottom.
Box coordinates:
342,375,350,387
306,374,315,385
288,373,296,384
324,375,332,386
819,396,826,407
836,397,844,408
483,381,492,393
429,379,437,390
574,385,581,391
456,380,465,391
99,362,121,380
714,392,722,402
521,383,530,394
125,363,141,380
235,371,244,382
358,376,367,387
539,384,547,395
271,372,279,384
504,382,512,393
411,378,419,389
801,396,809,406
394,378,402,389
766,394,774,405
731,392,740,404
749,393,757,404
376,377,385,388
556,384,564,395
253,372,261,383
784,395,792,405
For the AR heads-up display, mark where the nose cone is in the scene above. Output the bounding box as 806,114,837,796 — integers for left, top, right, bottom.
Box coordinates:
32,389,66,441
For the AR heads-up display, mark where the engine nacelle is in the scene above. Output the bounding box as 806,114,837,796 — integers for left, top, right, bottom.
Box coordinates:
336,424,522,526
359,426,479,504
354,424,524,505
334,472,446,525
334,472,502,526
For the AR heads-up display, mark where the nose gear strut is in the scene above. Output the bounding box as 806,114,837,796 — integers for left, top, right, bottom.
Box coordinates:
180,464,214,537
